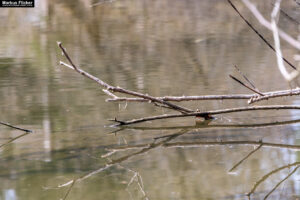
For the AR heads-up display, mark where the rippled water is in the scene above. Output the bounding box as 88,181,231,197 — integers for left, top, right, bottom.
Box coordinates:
0,0,300,199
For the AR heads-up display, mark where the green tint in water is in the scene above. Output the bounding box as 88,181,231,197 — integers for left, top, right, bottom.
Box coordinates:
0,0,300,199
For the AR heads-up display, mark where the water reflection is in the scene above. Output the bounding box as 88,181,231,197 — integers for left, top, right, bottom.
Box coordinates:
0,0,300,199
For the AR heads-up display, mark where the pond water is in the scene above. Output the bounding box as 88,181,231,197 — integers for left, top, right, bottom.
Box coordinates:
0,0,300,199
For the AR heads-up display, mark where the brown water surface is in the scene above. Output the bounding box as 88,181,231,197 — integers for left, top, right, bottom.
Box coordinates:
0,0,300,199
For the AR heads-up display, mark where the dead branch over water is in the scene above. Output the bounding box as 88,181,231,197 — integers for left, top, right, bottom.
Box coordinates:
109,105,300,126
58,42,192,114
58,42,300,126
106,88,300,104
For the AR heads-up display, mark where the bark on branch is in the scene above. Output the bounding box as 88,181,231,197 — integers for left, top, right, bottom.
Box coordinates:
106,88,300,104
58,42,300,126
58,42,192,114
109,105,300,126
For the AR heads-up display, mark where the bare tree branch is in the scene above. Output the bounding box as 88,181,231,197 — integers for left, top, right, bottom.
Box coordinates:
229,75,264,96
109,105,300,126
234,65,258,90
107,88,300,104
58,42,193,114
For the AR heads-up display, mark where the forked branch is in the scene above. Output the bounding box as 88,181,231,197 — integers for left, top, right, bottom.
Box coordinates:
58,42,192,114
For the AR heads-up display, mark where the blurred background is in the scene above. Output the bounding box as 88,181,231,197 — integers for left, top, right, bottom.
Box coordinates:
0,0,300,199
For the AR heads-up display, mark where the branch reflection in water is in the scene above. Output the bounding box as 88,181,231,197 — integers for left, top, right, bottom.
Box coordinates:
54,118,300,200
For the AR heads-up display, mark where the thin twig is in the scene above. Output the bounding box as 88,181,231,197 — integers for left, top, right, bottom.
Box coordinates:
0,121,32,133
62,179,76,200
58,42,192,114
107,87,300,103
229,75,264,96
263,165,300,200
248,88,300,104
109,105,300,126
227,0,297,70
247,161,300,197
229,142,263,172
118,165,149,200
0,132,30,149
234,65,258,90
58,129,188,194
57,45,300,104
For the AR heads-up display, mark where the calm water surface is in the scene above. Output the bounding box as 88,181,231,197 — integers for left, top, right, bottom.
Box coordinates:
0,0,300,199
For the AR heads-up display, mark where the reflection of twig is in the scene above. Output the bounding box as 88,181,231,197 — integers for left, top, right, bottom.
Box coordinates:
59,164,113,200
0,132,30,149
270,0,299,82
90,0,114,7
0,121,32,133
263,165,300,200
247,161,300,198
62,179,76,200
276,4,300,25
241,0,300,50
229,142,263,172
59,129,188,199
105,140,300,158
118,165,149,200
227,0,297,70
